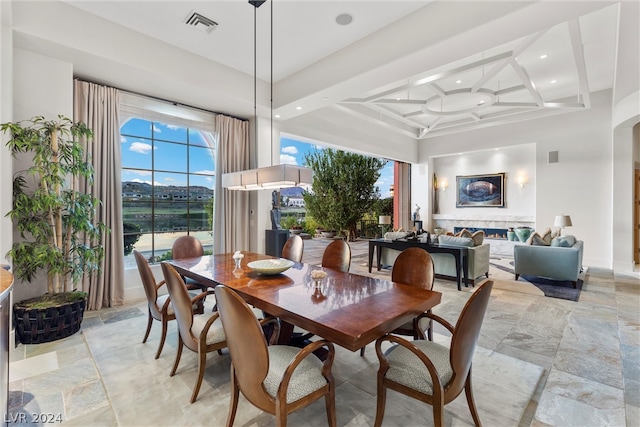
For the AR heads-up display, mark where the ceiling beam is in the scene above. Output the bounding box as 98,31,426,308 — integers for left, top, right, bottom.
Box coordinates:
567,19,591,108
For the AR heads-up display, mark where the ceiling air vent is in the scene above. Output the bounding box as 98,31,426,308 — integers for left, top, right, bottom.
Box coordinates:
184,11,218,34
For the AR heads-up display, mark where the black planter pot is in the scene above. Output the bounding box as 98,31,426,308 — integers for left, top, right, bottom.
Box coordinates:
13,296,86,345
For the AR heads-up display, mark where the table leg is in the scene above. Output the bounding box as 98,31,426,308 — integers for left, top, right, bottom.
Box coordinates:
368,244,374,273
463,252,470,287
454,253,462,291
376,245,383,271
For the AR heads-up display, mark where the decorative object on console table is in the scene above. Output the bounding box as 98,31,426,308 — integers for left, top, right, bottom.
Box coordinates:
554,214,573,236
514,226,533,243
456,172,505,208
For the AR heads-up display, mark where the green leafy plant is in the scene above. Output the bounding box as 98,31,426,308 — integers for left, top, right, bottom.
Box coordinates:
303,149,386,241
2,115,108,295
123,221,142,256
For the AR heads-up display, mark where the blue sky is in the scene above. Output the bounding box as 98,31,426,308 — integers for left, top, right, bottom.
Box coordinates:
120,119,393,197
280,136,394,198
120,118,216,189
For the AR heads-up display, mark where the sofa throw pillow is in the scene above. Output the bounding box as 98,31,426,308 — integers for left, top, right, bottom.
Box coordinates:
539,227,554,245
438,235,475,247
526,232,549,246
530,234,549,246
471,230,484,246
456,228,473,239
551,236,574,247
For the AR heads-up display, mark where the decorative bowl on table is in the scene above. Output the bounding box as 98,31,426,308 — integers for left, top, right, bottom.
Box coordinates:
247,259,295,275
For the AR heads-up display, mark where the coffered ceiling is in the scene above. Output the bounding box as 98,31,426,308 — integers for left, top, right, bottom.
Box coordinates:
12,1,637,147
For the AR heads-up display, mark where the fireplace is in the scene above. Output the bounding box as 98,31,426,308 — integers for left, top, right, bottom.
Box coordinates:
454,226,507,240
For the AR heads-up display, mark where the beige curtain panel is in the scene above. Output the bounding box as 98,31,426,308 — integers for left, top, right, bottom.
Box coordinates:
74,79,125,310
214,115,250,254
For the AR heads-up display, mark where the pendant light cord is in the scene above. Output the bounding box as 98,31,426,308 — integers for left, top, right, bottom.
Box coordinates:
253,4,258,164
270,0,273,166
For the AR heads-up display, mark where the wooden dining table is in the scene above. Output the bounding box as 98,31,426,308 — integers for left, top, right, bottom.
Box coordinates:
167,252,442,352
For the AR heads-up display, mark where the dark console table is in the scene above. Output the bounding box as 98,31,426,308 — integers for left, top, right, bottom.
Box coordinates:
368,239,469,291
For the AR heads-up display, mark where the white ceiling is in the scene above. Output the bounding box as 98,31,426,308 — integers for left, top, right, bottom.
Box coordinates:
12,1,637,145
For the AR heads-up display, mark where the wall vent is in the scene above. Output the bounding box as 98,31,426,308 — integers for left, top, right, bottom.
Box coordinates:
548,150,559,164
184,11,218,34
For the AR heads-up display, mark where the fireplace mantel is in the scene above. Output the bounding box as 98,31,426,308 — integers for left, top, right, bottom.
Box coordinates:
431,214,535,234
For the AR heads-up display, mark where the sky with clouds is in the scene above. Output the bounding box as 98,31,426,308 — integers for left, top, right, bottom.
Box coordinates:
120,119,393,197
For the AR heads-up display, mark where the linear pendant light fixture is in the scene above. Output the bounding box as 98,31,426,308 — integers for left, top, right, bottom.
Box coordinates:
221,0,313,191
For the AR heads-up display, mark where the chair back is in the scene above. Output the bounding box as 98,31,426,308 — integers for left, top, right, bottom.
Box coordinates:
214,285,272,410
281,235,304,262
134,250,161,317
391,248,434,290
160,262,198,350
172,235,204,260
448,280,493,392
321,239,351,272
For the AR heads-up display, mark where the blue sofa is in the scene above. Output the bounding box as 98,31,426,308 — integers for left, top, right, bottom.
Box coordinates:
513,235,583,287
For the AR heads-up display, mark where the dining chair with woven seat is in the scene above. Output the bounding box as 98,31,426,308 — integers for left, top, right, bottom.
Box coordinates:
321,239,351,273
360,247,435,356
281,234,304,263
214,284,336,427
161,262,227,404
374,280,494,427
133,250,205,359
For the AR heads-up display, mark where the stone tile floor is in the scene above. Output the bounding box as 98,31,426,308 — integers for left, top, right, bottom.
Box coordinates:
8,238,640,426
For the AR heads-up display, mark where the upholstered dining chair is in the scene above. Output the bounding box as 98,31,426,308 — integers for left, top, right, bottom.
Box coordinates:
321,239,351,272
373,280,494,427
214,285,337,427
360,247,435,356
172,235,208,290
160,262,227,404
281,234,304,263
133,250,205,359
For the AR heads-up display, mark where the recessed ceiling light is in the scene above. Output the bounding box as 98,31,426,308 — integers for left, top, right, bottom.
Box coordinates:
322,97,328,101
336,13,353,26
540,54,548,59
295,106,302,110
275,114,281,118
456,80,462,84
550,80,557,84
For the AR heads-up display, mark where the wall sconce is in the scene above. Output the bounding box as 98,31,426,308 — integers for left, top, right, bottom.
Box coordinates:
517,175,527,188
439,178,448,192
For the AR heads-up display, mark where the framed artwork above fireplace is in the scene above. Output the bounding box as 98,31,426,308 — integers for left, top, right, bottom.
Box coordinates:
456,172,505,208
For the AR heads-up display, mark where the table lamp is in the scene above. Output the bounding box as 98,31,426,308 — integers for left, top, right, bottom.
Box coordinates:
554,214,572,235
379,215,391,237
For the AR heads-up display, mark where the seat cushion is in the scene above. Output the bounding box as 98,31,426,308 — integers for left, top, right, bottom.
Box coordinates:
263,346,327,403
192,312,226,345
384,340,453,395
157,291,204,316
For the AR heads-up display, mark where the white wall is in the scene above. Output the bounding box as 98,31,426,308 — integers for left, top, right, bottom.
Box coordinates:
0,1,13,265
415,90,615,269
431,144,536,218
10,49,73,302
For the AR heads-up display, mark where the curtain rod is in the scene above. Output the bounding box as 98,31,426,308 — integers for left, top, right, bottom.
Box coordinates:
74,78,249,122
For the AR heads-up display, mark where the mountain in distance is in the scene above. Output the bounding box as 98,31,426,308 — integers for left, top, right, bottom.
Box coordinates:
279,187,305,198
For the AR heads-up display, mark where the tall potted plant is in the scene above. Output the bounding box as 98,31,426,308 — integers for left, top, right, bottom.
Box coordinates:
2,115,108,344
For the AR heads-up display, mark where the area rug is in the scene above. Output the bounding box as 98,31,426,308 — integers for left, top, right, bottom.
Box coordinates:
490,257,582,302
